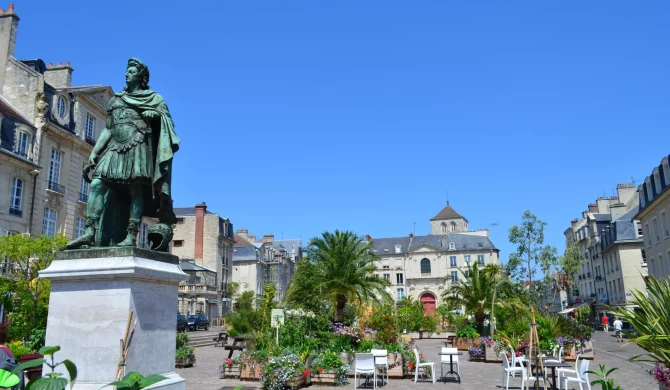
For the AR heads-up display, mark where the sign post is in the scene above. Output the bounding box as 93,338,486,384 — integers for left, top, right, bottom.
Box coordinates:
271,309,284,344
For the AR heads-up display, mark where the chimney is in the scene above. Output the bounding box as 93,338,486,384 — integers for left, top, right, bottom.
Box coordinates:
44,61,74,88
409,233,414,238
365,234,371,242
0,4,19,90
262,234,274,244
194,202,206,259
588,203,598,213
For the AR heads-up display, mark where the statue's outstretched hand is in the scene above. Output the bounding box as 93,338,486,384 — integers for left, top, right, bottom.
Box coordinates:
88,153,97,167
142,110,158,120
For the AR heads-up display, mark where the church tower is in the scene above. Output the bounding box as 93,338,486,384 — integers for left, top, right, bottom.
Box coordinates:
430,202,468,234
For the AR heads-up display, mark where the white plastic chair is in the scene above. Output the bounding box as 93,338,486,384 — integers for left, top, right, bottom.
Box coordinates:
544,346,562,379
371,349,388,386
412,348,435,384
561,359,591,390
354,353,376,389
556,353,581,385
501,353,525,390
440,347,460,376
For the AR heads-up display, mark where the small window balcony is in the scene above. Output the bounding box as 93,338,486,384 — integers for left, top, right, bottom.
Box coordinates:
85,136,96,146
47,180,65,194
9,207,22,217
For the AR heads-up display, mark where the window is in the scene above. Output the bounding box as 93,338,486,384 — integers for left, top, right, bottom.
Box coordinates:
140,223,148,248
662,211,669,238
649,257,656,277
75,217,86,239
383,273,390,282
16,130,30,158
658,254,665,278
448,241,455,250
420,258,431,274
394,244,402,254
477,255,485,265
79,166,89,202
637,222,643,237
653,218,660,243
450,222,457,232
464,255,471,265
451,271,458,283
85,113,96,139
10,178,23,215
641,249,647,264
396,273,404,284
173,240,184,247
396,288,404,300
57,96,67,118
645,224,651,247
450,256,457,268
464,270,470,277
49,149,62,184
42,208,57,237
441,222,447,234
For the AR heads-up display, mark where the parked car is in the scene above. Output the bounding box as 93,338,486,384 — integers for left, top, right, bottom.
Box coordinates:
177,314,187,332
187,315,209,331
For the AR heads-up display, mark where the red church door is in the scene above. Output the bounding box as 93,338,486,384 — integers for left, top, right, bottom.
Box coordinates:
420,293,436,316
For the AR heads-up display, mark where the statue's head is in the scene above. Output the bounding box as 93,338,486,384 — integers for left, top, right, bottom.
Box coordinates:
125,58,150,91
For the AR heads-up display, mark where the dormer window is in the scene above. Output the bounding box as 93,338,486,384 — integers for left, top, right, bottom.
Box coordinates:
394,244,401,253
448,241,455,250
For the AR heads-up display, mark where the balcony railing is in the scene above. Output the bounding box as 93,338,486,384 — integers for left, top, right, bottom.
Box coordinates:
420,272,432,277
47,181,65,194
9,207,22,217
85,136,96,146
78,192,88,203
178,284,217,293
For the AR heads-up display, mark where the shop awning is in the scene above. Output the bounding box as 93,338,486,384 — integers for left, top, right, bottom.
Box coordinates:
559,303,588,314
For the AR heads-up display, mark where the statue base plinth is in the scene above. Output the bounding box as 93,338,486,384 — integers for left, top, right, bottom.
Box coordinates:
40,248,187,389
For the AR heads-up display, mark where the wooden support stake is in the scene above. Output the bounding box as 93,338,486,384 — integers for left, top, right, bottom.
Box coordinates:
115,312,134,381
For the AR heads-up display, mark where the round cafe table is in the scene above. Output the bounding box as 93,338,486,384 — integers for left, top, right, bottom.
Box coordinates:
437,351,462,383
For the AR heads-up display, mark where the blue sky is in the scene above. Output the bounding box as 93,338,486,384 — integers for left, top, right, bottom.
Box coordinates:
17,1,670,266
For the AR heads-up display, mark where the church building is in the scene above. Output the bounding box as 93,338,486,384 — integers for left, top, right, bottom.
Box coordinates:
366,203,500,315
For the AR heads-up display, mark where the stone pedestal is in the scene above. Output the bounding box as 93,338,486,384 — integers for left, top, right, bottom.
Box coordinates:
39,248,188,390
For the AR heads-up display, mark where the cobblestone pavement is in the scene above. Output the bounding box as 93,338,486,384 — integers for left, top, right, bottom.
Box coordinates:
179,329,657,390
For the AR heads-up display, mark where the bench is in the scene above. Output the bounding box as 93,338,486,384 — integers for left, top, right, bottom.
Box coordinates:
213,332,228,347
223,336,250,358
444,336,455,347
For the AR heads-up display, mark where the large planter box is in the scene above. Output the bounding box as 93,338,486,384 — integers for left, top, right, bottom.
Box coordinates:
455,337,477,351
563,345,577,361
576,341,594,360
285,372,310,389
175,354,196,368
240,362,264,381
311,370,339,385
220,364,240,379
485,344,502,363
386,353,404,378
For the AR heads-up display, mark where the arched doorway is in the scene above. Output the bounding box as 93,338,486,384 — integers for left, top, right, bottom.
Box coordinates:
420,293,436,316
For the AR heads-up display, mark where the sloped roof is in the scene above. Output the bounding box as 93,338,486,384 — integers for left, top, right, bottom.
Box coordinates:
430,204,467,221
408,233,497,252
0,95,35,128
234,234,255,246
179,260,215,273
369,236,412,255
174,207,213,216
233,246,258,261
273,239,302,253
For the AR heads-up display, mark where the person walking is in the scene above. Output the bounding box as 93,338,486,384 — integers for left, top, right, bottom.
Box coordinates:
602,313,609,332
613,317,624,342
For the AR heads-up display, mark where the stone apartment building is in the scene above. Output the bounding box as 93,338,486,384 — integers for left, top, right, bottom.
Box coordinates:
172,203,235,318
564,184,646,313
367,203,500,315
233,228,302,305
635,154,670,280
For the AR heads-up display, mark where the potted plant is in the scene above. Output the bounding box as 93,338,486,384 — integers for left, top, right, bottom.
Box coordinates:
481,336,502,362
309,350,348,386
175,332,195,368
261,353,309,390
240,350,267,381
556,336,576,361
219,355,242,379
455,325,479,350
468,344,485,362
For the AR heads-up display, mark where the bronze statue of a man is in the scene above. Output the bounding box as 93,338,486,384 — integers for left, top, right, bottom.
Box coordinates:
66,58,180,251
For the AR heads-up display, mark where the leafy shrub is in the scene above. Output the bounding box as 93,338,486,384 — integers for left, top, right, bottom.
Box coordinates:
455,325,478,339
310,350,349,386
8,341,32,359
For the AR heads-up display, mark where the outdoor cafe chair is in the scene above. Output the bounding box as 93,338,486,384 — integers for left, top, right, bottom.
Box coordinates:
354,353,377,390
501,353,526,390
440,347,460,376
560,359,591,390
412,348,436,384
556,353,581,385
371,349,388,386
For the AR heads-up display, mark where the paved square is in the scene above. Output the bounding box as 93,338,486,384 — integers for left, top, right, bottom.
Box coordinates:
179,330,658,389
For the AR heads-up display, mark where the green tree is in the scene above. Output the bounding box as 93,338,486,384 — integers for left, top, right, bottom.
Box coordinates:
443,262,491,327
508,211,558,290
0,234,67,341
286,256,329,313
300,230,391,322
481,263,506,337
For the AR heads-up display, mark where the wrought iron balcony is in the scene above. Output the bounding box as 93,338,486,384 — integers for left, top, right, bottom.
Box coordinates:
47,180,65,194
78,192,88,203
9,207,22,217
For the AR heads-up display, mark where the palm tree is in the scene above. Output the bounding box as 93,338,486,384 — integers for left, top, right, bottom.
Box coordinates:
306,230,391,322
482,263,506,337
442,261,492,327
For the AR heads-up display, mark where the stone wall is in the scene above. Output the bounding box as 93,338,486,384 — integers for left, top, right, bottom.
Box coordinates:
2,57,41,120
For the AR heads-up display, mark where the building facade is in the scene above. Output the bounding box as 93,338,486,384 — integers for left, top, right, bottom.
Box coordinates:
564,184,646,314
635,154,670,280
367,204,500,315
233,228,302,305
0,5,116,246
172,203,235,318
